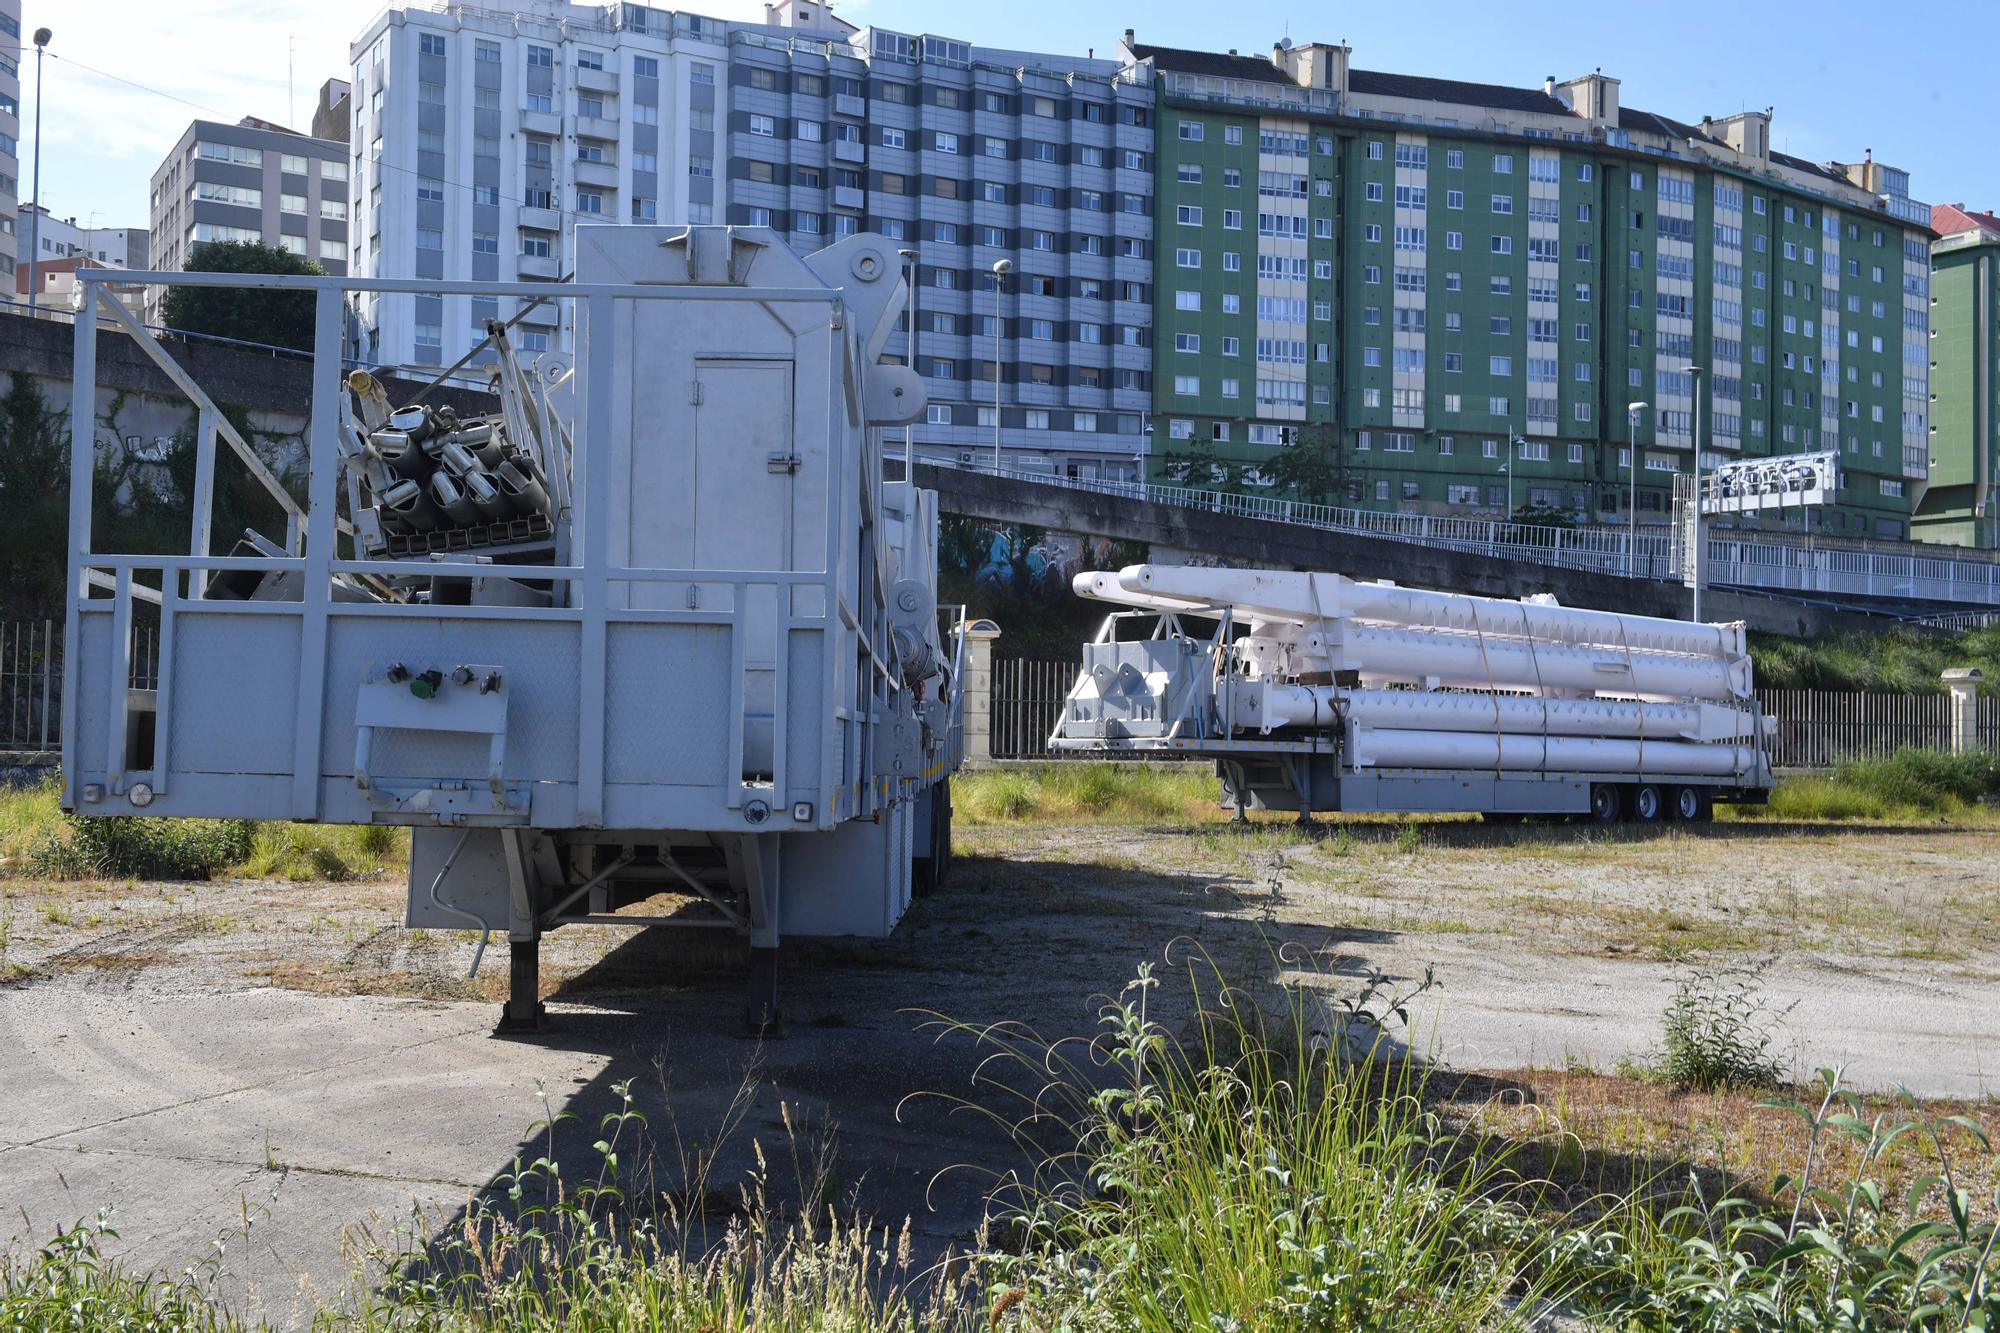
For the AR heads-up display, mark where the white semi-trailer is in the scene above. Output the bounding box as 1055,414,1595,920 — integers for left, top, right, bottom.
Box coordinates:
61,227,965,1030
1053,565,1773,822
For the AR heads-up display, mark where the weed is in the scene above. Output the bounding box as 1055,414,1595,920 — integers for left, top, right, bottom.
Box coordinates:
954,763,1216,824
238,823,407,883
1396,821,1423,854
30,812,255,882
1650,964,1787,1092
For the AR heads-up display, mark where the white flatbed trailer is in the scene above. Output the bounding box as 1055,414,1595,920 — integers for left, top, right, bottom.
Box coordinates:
1051,566,1774,823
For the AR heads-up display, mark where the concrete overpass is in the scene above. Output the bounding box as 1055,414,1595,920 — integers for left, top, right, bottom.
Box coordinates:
915,463,1923,639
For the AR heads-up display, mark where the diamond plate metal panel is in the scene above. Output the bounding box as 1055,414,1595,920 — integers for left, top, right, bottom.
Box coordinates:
320,618,580,782
785,628,824,793
168,615,303,776
73,615,113,775
605,623,731,785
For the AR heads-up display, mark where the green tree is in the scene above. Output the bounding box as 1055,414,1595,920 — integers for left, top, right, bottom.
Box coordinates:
0,373,71,620
1260,424,1346,504
160,241,326,351
1153,446,1244,491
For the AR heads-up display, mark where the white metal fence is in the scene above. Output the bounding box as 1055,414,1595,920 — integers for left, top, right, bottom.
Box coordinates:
988,656,2000,769
955,463,2000,610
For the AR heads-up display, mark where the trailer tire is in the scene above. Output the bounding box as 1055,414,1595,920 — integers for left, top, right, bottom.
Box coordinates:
1671,785,1712,823
1631,783,1664,822
1588,784,1622,823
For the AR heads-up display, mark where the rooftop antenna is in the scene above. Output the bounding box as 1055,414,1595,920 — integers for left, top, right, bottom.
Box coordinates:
288,33,297,129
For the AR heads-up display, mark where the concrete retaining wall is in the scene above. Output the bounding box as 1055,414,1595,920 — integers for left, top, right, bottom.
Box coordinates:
917,464,1892,640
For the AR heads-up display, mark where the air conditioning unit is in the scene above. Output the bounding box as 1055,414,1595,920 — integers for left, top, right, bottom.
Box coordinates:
957,451,974,464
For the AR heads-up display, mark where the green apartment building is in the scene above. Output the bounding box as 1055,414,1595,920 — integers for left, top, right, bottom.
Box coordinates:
1116,35,1933,540
1917,205,2000,547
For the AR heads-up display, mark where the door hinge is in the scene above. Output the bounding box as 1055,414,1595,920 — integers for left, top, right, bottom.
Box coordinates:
766,452,801,474
689,380,704,405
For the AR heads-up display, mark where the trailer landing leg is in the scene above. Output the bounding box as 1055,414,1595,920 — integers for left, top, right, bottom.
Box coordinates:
743,946,784,1039
496,938,548,1034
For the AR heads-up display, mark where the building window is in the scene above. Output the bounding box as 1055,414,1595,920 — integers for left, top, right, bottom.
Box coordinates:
750,114,776,137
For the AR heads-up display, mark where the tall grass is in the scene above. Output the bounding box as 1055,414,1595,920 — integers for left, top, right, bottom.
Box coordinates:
954,763,1217,824
929,961,1567,1330
1757,747,2000,822
0,777,408,882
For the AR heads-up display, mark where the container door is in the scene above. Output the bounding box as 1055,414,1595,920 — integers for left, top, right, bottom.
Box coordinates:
693,358,795,778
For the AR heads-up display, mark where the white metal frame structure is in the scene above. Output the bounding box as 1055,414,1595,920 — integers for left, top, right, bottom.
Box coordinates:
62,228,967,1031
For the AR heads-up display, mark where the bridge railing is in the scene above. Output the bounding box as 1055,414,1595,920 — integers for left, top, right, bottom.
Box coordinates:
945,462,2000,611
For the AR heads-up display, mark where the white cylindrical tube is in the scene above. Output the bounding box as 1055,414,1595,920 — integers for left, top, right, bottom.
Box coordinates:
1225,682,1757,741
1119,566,1744,660
1339,623,1745,701
1349,727,1758,777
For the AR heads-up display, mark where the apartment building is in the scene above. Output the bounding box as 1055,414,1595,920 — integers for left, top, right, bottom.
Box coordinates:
13,204,147,271
145,109,350,326
346,0,1153,479
1917,204,2000,547
1125,35,1933,541
0,0,21,289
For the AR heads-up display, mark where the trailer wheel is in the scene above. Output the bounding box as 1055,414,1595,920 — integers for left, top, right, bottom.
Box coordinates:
1588,784,1622,823
1671,785,1712,823
1631,783,1664,822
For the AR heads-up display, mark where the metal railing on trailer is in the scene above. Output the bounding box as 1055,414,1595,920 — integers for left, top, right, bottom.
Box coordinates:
60,266,907,835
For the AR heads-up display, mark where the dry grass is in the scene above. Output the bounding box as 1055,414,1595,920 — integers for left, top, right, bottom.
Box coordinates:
1445,1064,2000,1219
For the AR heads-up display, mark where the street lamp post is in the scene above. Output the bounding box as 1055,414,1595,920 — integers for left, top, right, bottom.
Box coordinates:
1626,401,1648,577
1686,365,1706,622
989,258,1012,472
26,28,52,317
898,247,918,483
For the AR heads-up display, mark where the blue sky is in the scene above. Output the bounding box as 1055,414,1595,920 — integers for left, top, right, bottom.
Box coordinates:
16,0,1994,239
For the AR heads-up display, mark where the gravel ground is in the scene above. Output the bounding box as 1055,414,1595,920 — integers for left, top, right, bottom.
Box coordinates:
2,814,1997,1324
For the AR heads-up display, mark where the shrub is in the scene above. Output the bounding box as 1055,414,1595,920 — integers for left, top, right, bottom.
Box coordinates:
31,813,254,881
1654,965,1785,1092
1833,747,2000,813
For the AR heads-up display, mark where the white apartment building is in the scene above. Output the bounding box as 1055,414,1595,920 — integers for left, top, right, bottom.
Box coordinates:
14,204,148,269
347,0,1155,478
0,0,21,289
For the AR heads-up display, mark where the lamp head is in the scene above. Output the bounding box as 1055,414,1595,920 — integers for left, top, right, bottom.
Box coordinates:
33,27,51,46
992,258,1014,275
1627,401,1649,413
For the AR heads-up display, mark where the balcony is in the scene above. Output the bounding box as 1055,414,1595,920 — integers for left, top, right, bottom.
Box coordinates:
576,65,619,95
833,93,866,118
833,139,866,164
574,157,618,189
1905,444,1930,480
832,185,865,211
575,115,620,142
516,253,560,280
518,205,560,233
516,300,560,327
521,109,561,137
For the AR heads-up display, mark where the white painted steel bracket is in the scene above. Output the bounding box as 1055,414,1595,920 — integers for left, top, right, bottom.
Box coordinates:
354,664,525,822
